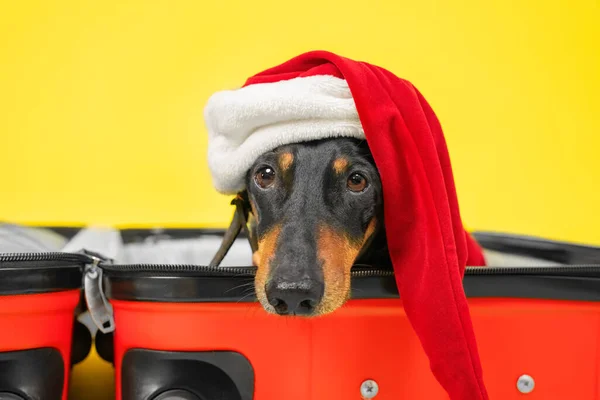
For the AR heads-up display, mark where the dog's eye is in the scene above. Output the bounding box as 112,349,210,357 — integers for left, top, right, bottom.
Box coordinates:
347,172,368,192
255,167,276,189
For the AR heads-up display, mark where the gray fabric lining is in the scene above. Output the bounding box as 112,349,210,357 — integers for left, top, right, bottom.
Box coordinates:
0,223,563,267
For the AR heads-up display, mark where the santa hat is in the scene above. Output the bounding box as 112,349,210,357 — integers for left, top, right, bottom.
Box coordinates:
203,51,489,400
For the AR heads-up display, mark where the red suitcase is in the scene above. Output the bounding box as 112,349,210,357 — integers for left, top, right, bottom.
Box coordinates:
0,252,92,400
90,230,600,400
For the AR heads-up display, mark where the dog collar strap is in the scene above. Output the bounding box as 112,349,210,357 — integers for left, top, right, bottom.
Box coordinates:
209,193,257,268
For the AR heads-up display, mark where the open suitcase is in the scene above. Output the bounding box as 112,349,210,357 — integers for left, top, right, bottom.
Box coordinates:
0,225,92,400
87,226,600,399
2,223,600,399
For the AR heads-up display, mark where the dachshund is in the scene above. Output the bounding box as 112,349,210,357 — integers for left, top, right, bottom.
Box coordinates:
245,138,392,317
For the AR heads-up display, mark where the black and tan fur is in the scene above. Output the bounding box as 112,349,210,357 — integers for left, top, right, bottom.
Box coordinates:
245,138,391,317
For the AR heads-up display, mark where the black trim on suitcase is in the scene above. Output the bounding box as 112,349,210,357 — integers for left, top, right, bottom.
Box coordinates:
0,348,64,400
121,349,254,400
103,265,600,303
473,231,600,264
0,253,89,295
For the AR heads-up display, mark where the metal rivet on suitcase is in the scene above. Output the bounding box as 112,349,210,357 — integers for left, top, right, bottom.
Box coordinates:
360,379,379,398
517,374,535,394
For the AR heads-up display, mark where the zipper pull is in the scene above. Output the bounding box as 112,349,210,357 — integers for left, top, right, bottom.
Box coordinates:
84,255,115,334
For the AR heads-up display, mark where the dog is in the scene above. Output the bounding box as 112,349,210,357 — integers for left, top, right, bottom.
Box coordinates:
245,137,392,317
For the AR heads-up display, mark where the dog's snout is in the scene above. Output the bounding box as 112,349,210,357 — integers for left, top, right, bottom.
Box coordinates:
265,279,324,316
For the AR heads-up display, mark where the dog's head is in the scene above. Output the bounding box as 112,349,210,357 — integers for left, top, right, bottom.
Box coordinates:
246,138,384,317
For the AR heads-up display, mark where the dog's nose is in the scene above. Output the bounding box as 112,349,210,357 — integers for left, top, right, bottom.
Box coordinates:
265,279,324,316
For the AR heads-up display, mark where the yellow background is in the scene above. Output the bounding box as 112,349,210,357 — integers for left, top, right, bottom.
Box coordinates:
0,1,599,399
1,0,599,245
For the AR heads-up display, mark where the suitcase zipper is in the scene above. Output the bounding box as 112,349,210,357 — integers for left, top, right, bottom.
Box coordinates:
96,263,600,278
464,265,600,276
84,253,116,334
0,252,93,266
97,263,396,277
2,252,598,277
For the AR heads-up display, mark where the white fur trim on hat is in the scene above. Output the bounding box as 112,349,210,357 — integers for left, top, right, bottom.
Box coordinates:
203,75,365,194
